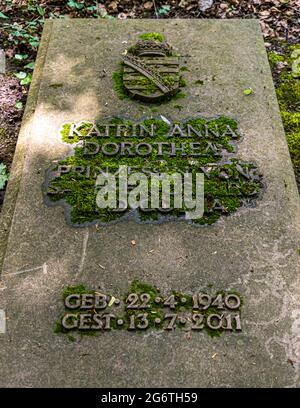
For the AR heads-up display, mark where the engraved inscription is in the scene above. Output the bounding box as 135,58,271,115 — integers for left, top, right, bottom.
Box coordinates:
57,286,243,335
44,117,263,226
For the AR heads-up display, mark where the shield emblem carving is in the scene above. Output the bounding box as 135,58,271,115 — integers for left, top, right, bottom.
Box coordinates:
122,38,181,102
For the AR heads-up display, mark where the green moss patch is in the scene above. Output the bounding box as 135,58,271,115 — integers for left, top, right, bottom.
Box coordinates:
269,45,300,182
268,51,285,66
44,116,263,226
112,69,129,100
139,33,165,42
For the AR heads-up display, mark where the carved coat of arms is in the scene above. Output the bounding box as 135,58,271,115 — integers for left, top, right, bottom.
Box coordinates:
122,35,181,102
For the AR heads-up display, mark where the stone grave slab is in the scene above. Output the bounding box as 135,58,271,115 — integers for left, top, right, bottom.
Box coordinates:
0,19,300,387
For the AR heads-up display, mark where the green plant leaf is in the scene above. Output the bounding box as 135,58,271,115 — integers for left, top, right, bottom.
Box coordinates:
20,73,32,85
29,39,39,48
0,12,9,19
14,54,29,60
15,71,27,79
24,62,35,70
15,101,23,110
158,5,171,15
37,6,45,16
243,88,253,95
67,0,84,9
0,163,9,190
104,14,115,20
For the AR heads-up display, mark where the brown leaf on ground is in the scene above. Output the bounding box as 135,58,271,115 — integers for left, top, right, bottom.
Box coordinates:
108,2,119,12
259,10,271,19
144,1,154,10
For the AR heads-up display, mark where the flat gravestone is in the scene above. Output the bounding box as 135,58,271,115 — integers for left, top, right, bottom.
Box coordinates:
0,19,300,387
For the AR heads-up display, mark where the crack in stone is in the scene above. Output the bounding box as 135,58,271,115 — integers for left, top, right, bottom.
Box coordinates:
3,263,47,277
76,230,89,278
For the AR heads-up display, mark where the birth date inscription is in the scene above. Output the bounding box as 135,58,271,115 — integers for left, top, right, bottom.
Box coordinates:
56,286,243,335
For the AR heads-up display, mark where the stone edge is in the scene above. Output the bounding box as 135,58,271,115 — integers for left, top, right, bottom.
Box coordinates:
252,20,300,230
0,21,53,276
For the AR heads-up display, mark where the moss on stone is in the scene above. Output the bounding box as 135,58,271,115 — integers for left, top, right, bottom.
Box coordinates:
45,115,263,226
127,280,160,299
139,32,165,42
63,284,94,300
173,91,186,100
162,74,176,87
174,104,183,111
61,123,78,144
54,285,97,337
112,33,187,102
55,281,243,337
179,76,187,87
112,69,129,100
112,66,186,102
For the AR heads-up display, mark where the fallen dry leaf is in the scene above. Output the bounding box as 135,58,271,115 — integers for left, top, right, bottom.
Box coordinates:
259,10,271,18
108,296,116,307
219,3,228,10
144,1,154,10
108,1,118,12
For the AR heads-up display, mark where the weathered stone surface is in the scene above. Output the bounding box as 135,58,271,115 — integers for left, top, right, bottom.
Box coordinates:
0,19,300,387
0,49,5,74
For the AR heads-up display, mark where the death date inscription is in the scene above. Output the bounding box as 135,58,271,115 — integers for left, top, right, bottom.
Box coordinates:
59,291,243,333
